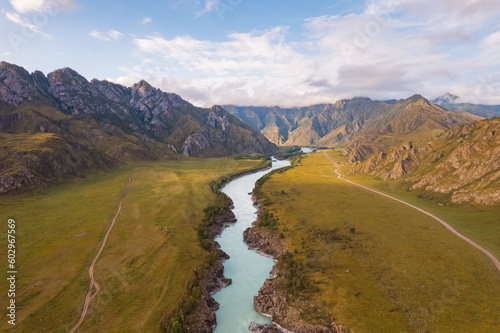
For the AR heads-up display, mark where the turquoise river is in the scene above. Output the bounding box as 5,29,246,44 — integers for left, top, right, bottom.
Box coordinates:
213,157,290,332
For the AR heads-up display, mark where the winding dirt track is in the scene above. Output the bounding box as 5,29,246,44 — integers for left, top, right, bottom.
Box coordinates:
69,174,133,333
322,150,500,274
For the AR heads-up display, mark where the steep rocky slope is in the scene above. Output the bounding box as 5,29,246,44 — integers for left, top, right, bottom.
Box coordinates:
353,118,500,204
0,62,277,193
0,102,175,193
343,95,482,163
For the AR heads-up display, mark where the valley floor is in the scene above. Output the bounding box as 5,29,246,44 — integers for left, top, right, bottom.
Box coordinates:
259,150,500,332
0,157,264,332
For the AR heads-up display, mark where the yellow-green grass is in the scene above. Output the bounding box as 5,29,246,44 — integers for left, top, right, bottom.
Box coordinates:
329,149,500,266
0,132,59,173
261,151,500,332
0,157,263,332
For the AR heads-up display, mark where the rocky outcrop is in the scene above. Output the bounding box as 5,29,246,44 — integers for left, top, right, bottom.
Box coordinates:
352,118,500,204
182,127,225,157
249,322,283,333
409,118,500,204
0,62,54,106
343,143,373,164
182,197,236,333
184,256,228,333
354,141,432,180
244,225,287,259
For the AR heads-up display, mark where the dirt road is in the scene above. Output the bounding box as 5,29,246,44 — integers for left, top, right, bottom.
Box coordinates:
69,174,133,333
322,150,500,274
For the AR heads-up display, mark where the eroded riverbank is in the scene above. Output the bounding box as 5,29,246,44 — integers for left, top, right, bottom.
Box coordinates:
213,158,290,333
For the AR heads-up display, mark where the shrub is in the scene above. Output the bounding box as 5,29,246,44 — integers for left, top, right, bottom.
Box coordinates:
259,208,279,230
281,252,308,296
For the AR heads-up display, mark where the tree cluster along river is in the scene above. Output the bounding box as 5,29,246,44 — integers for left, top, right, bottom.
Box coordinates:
213,157,290,333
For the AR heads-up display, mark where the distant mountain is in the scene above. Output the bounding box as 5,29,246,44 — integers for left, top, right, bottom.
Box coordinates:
225,98,389,146
226,95,480,158
353,117,500,204
432,93,500,119
343,95,482,163
0,62,277,193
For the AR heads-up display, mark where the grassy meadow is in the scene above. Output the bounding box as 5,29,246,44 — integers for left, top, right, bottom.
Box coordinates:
0,157,264,332
329,148,500,263
260,150,500,332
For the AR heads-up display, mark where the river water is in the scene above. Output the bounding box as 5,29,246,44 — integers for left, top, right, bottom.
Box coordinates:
213,158,291,333
301,147,315,153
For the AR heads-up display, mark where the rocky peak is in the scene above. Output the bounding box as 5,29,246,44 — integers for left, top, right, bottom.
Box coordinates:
334,99,347,109
32,70,49,90
333,97,374,111
46,67,103,114
131,79,154,94
90,79,131,105
409,93,425,100
47,67,89,86
210,105,225,113
207,105,230,130
0,62,31,77
407,94,431,106
0,62,51,106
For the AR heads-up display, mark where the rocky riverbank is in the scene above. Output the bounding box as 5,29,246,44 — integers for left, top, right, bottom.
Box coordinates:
181,161,275,333
244,199,352,333
181,197,236,333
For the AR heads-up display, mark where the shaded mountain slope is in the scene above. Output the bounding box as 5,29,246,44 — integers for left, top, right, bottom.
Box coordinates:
0,102,176,193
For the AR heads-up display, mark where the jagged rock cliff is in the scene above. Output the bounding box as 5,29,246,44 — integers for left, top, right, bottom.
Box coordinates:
353,118,500,204
0,62,277,193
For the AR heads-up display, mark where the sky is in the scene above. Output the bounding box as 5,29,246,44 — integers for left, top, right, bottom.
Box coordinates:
1,0,500,107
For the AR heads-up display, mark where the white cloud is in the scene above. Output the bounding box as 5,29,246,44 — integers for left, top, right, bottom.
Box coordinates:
194,0,220,19
89,29,124,42
482,30,500,48
119,0,500,107
133,27,307,77
2,9,52,39
141,16,152,25
9,0,77,13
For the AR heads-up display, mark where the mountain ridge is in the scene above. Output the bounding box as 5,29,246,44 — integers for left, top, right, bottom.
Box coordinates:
0,62,277,193
226,95,481,155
